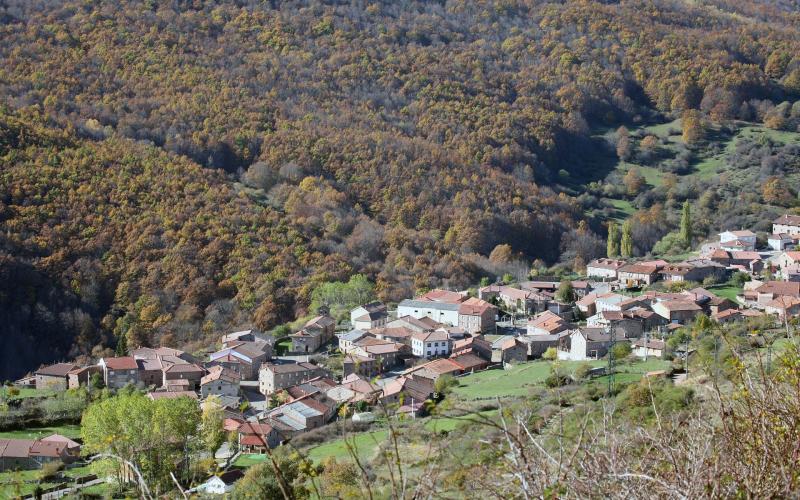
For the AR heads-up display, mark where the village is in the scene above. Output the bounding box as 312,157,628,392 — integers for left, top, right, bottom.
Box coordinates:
3,213,800,496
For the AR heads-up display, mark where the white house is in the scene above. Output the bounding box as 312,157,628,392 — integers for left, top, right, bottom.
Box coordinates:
337,329,368,352
557,328,612,361
773,214,800,236
397,290,462,326
411,330,451,359
631,338,665,359
196,470,244,494
586,258,626,279
350,302,388,330
719,230,757,251
397,289,465,327
768,233,795,252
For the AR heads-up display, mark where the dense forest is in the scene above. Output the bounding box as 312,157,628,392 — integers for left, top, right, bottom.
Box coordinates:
1,0,800,377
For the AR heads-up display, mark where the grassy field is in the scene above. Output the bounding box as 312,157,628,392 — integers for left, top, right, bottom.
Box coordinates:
423,409,499,433
708,284,743,301
452,359,671,401
451,361,603,400
305,429,390,464
232,453,269,468
0,424,82,440
0,469,60,498
2,387,56,400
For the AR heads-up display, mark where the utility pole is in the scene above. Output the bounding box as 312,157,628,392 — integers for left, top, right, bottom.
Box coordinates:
607,325,616,397
643,330,649,362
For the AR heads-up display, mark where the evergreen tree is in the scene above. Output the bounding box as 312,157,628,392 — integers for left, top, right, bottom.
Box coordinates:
607,222,620,257
621,220,634,258
680,201,692,248
115,332,127,357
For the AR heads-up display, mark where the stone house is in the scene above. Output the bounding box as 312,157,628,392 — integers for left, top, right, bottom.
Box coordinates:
99,357,140,389
258,362,329,395
200,365,241,399
34,363,78,391
290,315,336,354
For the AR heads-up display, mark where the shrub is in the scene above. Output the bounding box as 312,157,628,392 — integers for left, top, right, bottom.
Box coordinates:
542,347,558,361
573,362,593,381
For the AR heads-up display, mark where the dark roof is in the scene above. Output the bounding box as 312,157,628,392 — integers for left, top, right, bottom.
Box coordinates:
218,469,245,484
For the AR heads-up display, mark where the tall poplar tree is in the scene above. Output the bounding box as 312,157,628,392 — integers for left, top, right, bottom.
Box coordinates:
621,220,634,258
680,201,692,248
607,222,620,257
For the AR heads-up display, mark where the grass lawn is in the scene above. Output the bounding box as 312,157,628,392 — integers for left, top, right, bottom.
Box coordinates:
453,359,671,401
233,453,269,468
0,424,82,440
424,410,499,433
305,429,389,465
607,198,635,219
452,361,604,400
0,469,59,498
63,465,93,479
275,339,292,355
708,284,743,301
620,163,665,188
643,118,682,138
2,387,56,400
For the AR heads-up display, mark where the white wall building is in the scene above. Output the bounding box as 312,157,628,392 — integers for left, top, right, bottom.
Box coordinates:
410,330,451,359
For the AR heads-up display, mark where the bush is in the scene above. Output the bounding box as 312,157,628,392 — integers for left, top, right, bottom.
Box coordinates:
617,378,693,419
610,342,632,360
542,347,558,361
573,362,593,381
545,366,571,388
39,461,63,481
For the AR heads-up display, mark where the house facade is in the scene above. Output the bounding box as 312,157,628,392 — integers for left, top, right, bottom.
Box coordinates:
34,363,78,391
457,297,496,334
586,258,626,279
99,357,140,389
200,365,241,398
411,330,451,359
719,230,757,251
651,300,702,323
557,328,612,361
259,362,328,395
773,214,800,236
618,263,660,288
350,302,388,330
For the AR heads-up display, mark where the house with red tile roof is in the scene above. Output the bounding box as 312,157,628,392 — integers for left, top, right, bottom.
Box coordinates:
754,281,800,307
457,297,497,333
99,356,140,389
526,310,571,336
479,284,537,313
765,296,800,319
237,422,281,452
201,365,241,399
618,262,661,288
0,435,80,471
719,230,757,251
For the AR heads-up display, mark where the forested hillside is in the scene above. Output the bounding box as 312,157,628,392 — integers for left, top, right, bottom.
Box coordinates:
1,0,800,377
